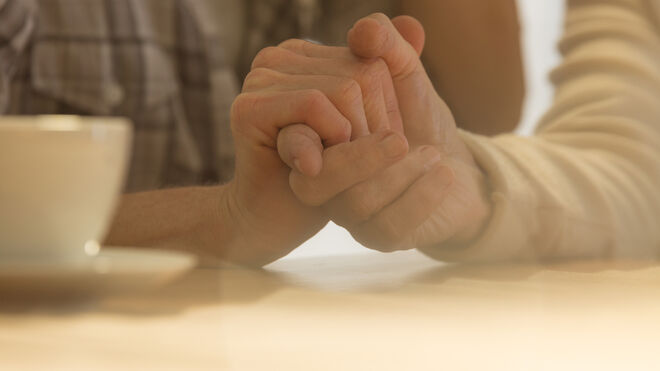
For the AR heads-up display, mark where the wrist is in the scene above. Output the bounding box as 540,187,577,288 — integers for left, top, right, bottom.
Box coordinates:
215,179,324,267
447,163,493,246
173,184,239,264
212,180,261,265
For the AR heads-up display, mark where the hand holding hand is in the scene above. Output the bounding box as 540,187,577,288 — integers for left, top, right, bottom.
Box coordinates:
280,15,493,253
224,36,409,265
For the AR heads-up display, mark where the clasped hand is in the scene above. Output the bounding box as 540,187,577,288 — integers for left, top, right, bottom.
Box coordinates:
226,14,491,265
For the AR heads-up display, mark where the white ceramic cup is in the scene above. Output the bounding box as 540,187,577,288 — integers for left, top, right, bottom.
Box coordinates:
0,116,132,260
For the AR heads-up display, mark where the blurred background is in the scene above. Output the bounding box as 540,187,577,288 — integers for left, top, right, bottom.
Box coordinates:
285,0,566,260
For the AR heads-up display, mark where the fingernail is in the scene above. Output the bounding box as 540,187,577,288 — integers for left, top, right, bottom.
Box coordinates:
380,132,407,158
293,158,304,174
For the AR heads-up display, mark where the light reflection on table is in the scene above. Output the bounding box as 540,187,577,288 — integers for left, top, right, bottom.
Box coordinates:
1,248,660,370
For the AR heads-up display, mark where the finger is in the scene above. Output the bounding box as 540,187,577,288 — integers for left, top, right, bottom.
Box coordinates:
326,145,443,227
348,13,425,79
277,124,323,177
289,130,408,206
379,67,404,134
243,68,369,139
351,164,454,252
277,40,404,134
278,38,355,59
252,46,393,133
230,90,351,148
391,15,425,57
348,14,438,145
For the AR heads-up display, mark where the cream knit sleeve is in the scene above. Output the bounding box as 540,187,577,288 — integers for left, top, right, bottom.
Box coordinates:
422,0,660,262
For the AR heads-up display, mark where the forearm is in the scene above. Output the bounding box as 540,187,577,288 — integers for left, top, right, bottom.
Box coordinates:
104,180,323,266
104,185,234,263
424,0,660,262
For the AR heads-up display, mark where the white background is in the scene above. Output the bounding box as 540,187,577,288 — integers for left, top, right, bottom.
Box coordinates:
283,1,566,260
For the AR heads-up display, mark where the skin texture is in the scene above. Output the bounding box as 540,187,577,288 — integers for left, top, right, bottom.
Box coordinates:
401,0,525,135
107,13,493,266
275,14,492,252
106,34,412,266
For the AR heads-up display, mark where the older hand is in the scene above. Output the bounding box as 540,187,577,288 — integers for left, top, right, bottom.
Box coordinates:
280,15,493,253
342,14,493,251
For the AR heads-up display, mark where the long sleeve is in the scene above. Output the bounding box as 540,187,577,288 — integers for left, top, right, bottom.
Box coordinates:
426,0,660,262
0,0,36,113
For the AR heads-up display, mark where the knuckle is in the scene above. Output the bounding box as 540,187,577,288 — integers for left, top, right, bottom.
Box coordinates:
303,89,351,141
251,46,282,69
229,93,253,126
278,38,305,52
243,67,278,92
278,38,301,48
230,93,265,135
370,12,390,23
303,89,328,109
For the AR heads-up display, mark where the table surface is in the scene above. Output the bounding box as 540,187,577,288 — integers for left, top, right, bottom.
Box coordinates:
2,249,660,371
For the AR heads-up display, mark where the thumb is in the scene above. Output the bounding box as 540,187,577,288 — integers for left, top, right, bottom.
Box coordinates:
277,124,323,177
392,15,425,57
348,14,445,147
348,13,425,80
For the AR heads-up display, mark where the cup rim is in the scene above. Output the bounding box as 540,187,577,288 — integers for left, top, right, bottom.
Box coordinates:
0,115,131,132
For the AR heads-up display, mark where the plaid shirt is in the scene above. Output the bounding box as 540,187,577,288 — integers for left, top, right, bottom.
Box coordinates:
1,0,238,192
0,0,394,192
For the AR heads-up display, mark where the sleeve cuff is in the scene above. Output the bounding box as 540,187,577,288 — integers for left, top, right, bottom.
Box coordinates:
419,130,537,263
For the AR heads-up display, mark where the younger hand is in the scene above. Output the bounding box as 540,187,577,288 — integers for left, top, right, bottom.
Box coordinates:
282,15,493,252
224,37,408,265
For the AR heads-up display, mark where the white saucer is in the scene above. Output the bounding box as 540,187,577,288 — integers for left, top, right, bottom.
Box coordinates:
0,247,196,298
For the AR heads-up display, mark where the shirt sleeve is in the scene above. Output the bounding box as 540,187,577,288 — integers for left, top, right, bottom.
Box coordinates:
422,0,660,262
0,0,36,113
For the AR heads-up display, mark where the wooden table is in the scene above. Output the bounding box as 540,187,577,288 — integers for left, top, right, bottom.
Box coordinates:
2,249,660,370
